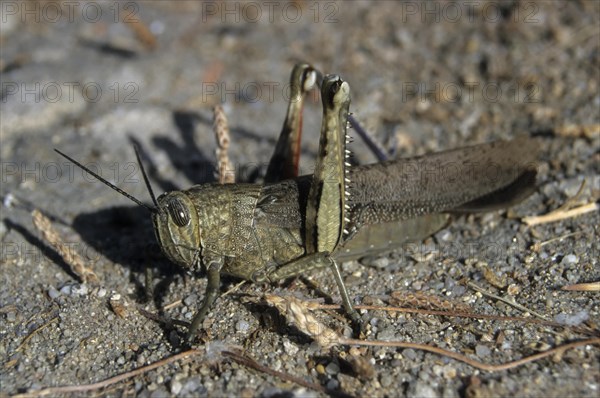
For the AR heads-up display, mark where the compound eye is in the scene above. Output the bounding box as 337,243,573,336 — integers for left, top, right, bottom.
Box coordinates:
167,197,190,227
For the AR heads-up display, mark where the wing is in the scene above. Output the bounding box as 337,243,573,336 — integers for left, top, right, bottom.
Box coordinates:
347,136,540,225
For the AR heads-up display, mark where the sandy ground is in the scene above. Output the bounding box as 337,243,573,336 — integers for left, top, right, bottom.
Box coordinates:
1,1,599,397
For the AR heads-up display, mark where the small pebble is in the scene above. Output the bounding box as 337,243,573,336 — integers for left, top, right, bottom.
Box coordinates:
411,381,439,398
554,310,589,326
444,276,457,290
507,284,520,296
170,379,182,395
562,179,585,197
377,327,397,341
282,340,299,356
183,294,198,307
235,320,250,333
59,285,72,295
261,387,284,398
72,284,88,296
183,377,202,394
452,285,466,296
443,366,457,379
326,379,340,390
403,349,417,361
325,362,340,375
97,287,107,298
150,387,168,398
6,311,17,322
436,229,453,242
315,364,326,375
48,286,60,299
380,373,393,387
475,344,491,358
432,364,444,377
560,254,578,266
370,257,390,269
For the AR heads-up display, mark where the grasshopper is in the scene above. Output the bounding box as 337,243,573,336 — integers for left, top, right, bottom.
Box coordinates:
56,63,538,341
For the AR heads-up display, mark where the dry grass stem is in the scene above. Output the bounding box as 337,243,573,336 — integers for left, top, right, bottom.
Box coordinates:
556,123,600,139
32,209,98,284
121,10,157,50
15,317,58,353
523,180,597,226
223,280,247,297
389,291,472,312
522,202,599,226
265,294,341,349
466,281,548,320
562,282,600,292
161,299,182,311
531,231,582,251
213,105,235,184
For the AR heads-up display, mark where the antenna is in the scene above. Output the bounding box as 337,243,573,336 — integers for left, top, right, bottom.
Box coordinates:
54,149,157,213
133,145,159,208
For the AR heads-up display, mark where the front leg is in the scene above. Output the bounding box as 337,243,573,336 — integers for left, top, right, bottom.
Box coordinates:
187,260,222,342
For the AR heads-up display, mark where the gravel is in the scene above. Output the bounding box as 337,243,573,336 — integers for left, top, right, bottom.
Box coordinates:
1,2,598,397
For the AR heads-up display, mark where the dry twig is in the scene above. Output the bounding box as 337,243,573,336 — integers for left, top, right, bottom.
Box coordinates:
263,294,600,372
311,303,592,333
222,350,351,398
32,209,98,283
13,349,202,398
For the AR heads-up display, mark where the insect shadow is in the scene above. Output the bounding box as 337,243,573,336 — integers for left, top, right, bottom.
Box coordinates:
5,219,82,282
160,110,319,184
71,206,184,304
151,111,218,187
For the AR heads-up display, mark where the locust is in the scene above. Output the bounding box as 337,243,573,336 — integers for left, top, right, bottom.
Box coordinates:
56,63,539,342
